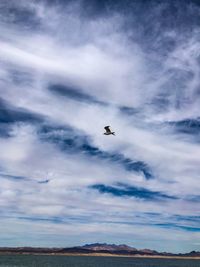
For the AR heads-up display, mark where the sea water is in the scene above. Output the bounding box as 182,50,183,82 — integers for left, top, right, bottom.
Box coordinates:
0,255,199,267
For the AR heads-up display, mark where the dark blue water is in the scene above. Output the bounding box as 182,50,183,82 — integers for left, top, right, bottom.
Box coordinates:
0,255,199,267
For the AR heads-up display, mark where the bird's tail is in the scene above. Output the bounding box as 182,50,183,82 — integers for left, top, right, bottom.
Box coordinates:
112,132,115,136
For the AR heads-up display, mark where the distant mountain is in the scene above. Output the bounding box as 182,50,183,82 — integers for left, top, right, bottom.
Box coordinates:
139,249,157,254
0,243,199,257
82,243,137,251
80,243,162,255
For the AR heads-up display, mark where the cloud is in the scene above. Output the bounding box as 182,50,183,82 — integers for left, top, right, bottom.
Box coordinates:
168,118,200,137
0,0,200,253
38,124,153,179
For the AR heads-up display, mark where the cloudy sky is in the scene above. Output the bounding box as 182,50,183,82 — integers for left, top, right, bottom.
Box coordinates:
0,0,200,253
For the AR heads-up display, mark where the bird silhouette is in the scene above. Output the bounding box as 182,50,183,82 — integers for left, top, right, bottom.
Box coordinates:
104,126,115,135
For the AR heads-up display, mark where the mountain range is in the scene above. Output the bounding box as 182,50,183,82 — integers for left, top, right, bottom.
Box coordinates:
0,243,200,257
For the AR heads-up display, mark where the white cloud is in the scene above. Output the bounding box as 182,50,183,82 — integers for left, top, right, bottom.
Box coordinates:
0,0,199,252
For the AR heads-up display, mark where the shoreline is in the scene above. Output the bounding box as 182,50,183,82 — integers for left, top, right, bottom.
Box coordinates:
0,253,200,259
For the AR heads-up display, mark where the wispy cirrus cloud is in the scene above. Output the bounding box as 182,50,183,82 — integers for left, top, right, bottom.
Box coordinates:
0,0,200,253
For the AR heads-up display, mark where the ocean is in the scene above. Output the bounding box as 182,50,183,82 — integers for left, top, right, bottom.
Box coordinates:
0,255,199,267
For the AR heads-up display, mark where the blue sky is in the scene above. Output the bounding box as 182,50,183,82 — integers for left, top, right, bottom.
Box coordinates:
0,0,199,253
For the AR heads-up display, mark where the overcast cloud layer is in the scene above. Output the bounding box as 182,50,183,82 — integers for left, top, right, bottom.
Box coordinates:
0,0,199,253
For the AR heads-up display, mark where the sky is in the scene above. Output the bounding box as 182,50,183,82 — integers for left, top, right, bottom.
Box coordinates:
0,0,199,253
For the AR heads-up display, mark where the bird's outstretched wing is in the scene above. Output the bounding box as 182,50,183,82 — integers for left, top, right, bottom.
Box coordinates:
104,126,111,133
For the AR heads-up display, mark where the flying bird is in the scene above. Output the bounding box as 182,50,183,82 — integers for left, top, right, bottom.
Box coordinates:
104,126,115,135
